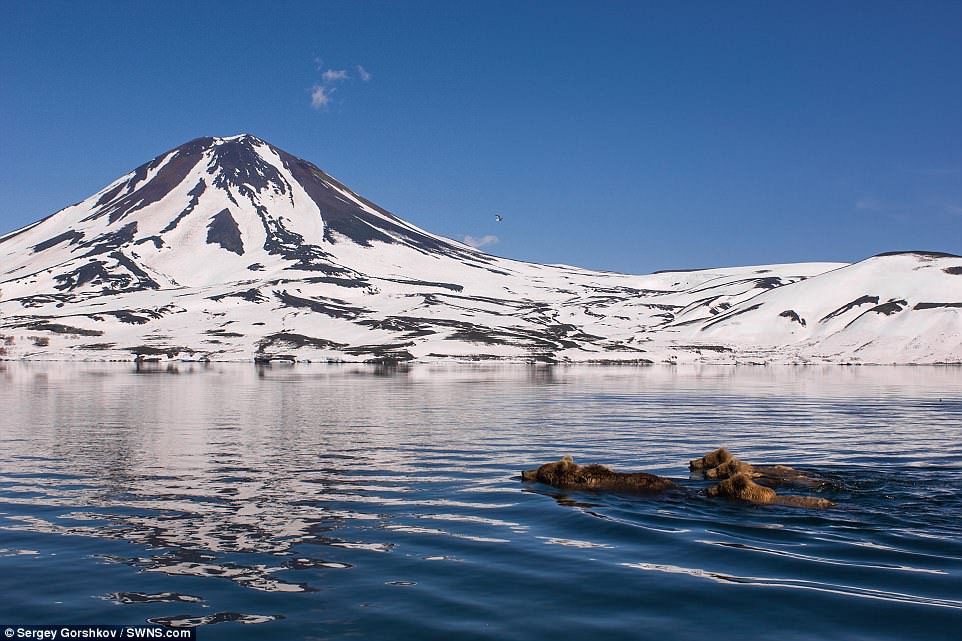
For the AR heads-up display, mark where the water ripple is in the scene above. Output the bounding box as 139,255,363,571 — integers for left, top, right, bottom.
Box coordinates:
1,363,961,641
621,562,962,609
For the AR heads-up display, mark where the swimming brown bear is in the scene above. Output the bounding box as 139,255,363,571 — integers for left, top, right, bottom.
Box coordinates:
521,455,675,494
706,472,834,509
689,447,734,471
695,448,824,489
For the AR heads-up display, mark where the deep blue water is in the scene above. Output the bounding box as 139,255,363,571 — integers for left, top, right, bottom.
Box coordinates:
1,363,961,640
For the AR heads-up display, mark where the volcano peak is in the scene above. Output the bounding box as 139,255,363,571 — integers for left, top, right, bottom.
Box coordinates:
1,137,959,364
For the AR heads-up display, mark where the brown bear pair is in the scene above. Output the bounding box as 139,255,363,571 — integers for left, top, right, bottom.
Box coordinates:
689,447,834,506
689,448,825,489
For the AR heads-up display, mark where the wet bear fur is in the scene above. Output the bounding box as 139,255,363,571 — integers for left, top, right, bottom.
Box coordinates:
707,472,834,509
689,447,734,471
699,449,823,489
521,455,674,494
704,458,754,479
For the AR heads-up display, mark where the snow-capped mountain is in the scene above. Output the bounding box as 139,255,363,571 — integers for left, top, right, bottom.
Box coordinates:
1,134,959,364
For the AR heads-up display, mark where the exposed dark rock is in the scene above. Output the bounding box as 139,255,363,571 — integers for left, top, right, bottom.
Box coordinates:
820,295,880,323
23,322,104,336
94,182,126,208
9,293,77,308
160,179,207,233
206,209,245,255
273,290,368,320
425,352,505,361
53,251,160,293
874,250,961,259
109,311,153,324
843,299,909,327
675,344,733,353
80,221,138,257
357,317,436,337
356,314,563,350
943,266,962,275
75,343,117,350
701,303,763,330
690,277,792,296
53,261,112,291
256,332,347,353
134,235,165,249
209,135,291,203
868,300,907,315
127,345,193,358
272,145,487,263
102,307,175,325
253,204,339,272
913,302,962,310
109,251,161,289
379,277,464,293
303,276,371,288
82,137,211,225
753,277,787,289
779,310,807,326
343,342,416,361
208,288,268,303
32,230,84,253
205,329,244,338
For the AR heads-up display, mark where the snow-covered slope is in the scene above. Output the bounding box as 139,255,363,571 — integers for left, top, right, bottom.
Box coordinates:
1,135,959,364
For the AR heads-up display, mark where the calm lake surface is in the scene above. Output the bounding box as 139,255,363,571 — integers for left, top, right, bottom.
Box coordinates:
1,363,961,640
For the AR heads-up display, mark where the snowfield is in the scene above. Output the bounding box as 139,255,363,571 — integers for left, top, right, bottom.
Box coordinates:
1,135,960,364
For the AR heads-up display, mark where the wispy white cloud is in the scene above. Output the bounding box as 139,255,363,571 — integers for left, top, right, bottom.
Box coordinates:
853,194,962,224
322,69,349,82
311,85,333,109
907,167,962,176
463,234,498,249
855,196,884,212
310,59,371,111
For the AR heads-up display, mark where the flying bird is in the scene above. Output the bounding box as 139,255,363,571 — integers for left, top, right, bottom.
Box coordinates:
495,214,503,222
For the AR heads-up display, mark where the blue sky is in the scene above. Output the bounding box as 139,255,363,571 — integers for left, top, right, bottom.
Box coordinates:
1,1,959,273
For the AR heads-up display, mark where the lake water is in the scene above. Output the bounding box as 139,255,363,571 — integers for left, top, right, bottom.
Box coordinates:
1,363,960,640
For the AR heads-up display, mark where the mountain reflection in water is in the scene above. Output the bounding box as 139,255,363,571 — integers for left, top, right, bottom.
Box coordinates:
1,363,960,640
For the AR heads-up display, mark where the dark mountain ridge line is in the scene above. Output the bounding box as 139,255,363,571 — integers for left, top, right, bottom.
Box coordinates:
1,133,959,364
874,250,961,259
84,137,211,226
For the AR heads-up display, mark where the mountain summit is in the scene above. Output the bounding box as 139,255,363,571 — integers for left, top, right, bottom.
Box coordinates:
2,134,480,290
1,136,960,364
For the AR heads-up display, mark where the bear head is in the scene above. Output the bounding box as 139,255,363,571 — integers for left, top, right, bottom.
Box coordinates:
689,447,734,471
704,458,753,479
